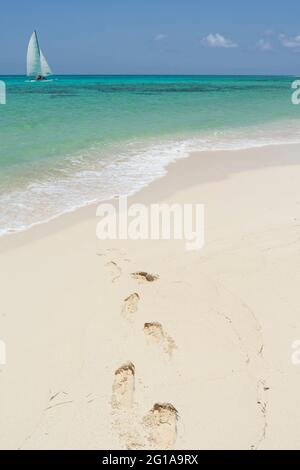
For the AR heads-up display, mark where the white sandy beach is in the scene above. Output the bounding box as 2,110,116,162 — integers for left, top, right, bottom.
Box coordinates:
1,143,300,450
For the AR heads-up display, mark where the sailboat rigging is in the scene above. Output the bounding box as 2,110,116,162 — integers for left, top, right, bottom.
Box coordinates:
27,30,53,81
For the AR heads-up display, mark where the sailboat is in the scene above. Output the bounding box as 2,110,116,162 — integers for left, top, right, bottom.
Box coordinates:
27,31,53,81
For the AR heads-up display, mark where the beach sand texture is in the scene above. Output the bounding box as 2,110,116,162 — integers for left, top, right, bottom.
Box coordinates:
1,144,300,449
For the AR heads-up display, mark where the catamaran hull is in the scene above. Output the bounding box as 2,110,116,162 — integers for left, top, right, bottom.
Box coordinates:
25,79,54,83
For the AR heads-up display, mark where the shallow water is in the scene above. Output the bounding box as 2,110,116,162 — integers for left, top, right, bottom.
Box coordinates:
0,75,299,235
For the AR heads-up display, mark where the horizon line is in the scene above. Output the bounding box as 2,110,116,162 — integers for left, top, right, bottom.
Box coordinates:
0,73,297,77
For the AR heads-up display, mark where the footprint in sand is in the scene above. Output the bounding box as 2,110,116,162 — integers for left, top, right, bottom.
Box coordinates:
143,403,178,449
111,364,179,449
122,293,140,320
112,362,135,409
106,261,122,283
111,362,145,449
144,322,177,357
131,272,159,283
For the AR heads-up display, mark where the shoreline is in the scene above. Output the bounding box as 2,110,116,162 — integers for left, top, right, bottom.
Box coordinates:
1,141,300,253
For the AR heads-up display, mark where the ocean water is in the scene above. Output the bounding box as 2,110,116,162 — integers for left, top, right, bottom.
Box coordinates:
0,75,299,236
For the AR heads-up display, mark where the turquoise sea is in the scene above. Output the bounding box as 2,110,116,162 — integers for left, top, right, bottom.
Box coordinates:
0,75,299,235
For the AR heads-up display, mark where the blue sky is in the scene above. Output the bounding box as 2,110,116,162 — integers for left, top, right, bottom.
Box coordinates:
1,0,300,75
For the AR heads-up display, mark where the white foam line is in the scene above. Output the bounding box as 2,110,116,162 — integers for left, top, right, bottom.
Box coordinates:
1,121,300,238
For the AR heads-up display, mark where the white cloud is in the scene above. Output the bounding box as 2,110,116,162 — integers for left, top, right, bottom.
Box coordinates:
154,34,167,41
202,33,238,49
279,34,300,48
257,38,273,51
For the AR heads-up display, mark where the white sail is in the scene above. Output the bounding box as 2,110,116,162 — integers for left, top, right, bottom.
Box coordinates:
27,31,53,78
40,50,52,76
27,31,42,77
